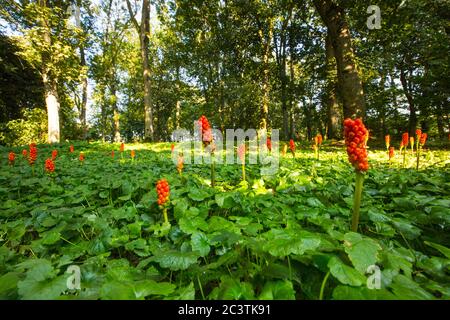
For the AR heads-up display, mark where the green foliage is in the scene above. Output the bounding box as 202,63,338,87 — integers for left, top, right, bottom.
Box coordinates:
0,142,448,300
1,109,47,146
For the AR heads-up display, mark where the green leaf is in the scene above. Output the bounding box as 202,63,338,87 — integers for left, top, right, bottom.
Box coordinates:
343,232,381,274
258,280,296,300
134,280,176,298
0,272,20,299
391,218,422,240
191,232,211,257
216,276,255,300
179,216,208,235
17,259,67,300
332,285,396,300
328,256,366,286
41,231,61,245
263,229,321,257
390,275,435,300
215,193,236,209
152,250,199,271
166,282,195,300
424,241,450,259
100,281,135,300
188,188,210,201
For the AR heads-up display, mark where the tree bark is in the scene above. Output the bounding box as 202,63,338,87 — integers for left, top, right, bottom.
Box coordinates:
325,33,340,139
257,18,273,130
313,0,366,119
126,0,154,141
400,65,417,136
39,0,60,143
110,81,121,142
80,45,88,139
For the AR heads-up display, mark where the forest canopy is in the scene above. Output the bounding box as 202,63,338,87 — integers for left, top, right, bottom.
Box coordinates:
0,0,448,144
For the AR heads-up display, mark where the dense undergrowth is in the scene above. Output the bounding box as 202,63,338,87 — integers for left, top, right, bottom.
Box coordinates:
0,141,449,300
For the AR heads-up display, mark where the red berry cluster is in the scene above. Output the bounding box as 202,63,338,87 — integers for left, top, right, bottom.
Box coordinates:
198,115,212,146
315,134,323,146
385,135,390,149
131,150,136,159
156,179,170,206
29,145,37,166
289,139,295,153
415,129,422,141
389,147,395,160
70,145,74,153
120,143,125,152
401,132,409,148
344,118,369,172
266,138,272,151
45,158,55,173
8,152,15,165
111,150,115,158
52,149,58,161
79,153,85,162
171,143,175,152
419,133,427,146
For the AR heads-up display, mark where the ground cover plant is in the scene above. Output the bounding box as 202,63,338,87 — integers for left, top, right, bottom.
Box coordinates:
1,136,449,300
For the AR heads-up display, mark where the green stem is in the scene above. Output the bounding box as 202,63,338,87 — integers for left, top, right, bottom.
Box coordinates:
163,208,168,224
211,157,215,187
319,271,331,300
197,275,206,300
351,171,365,232
402,148,406,168
242,163,246,181
287,255,292,282
416,146,421,170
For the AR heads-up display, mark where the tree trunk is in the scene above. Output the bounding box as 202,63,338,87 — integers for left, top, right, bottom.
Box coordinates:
110,81,121,142
141,0,153,141
80,45,88,139
258,19,273,130
43,72,60,144
313,0,366,119
436,103,445,139
39,0,60,143
400,65,417,136
126,0,154,141
325,33,340,139
288,19,295,139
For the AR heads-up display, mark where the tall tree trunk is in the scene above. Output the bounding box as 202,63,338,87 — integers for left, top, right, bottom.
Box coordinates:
43,72,60,143
80,45,88,139
436,103,445,139
288,19,295,139
258,19,273,130
126,0,154,141
141,0,153,141
39,0,60,143
325,33,340,139
110,81,120,142
101,90,106,142
175,66,181,130
313,0,366,119
400,65,417,136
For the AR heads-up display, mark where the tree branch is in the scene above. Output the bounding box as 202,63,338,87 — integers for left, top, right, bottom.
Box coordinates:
125,0,140,31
